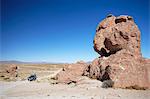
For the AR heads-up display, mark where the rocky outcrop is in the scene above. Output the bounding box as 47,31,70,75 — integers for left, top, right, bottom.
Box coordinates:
0,64,18,81
94,15,141,58
84,14,150,89
5,64,18,77
83,51,150,89
55,14,150,89
54,61,88,84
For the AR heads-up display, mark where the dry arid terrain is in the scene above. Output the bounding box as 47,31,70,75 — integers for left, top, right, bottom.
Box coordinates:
1,14,150,99
0,63,150,99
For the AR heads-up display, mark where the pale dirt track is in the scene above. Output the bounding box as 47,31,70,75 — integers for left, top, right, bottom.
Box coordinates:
0,79,150,99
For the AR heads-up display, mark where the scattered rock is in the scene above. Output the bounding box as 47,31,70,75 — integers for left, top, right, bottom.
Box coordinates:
54,61,88,84
0,64,19,81
5,64,18,77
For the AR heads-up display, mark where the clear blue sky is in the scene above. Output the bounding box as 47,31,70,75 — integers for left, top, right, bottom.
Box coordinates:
1,0,150,63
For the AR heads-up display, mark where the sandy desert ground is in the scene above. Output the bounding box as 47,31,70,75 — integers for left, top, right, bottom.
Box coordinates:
0,64,150,99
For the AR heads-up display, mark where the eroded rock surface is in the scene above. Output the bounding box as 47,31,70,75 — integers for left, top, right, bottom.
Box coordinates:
83,50,150,89
94,15,141,58
85,15,150,89
0,64,18,81
55,14,150,89
54,61,88,84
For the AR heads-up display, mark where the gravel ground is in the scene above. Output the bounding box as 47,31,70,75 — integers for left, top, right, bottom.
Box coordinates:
0,78,150,99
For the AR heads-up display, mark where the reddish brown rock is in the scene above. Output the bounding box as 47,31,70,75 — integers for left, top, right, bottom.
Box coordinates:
86,14,150,89
83,58,102,79
55,14,150,89
5,64,18,77
0,64,19,81
91,51,149,89
94,15,141,58
55,61,88,84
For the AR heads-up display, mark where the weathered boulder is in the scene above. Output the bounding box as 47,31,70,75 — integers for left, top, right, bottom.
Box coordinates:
0,64,19,81
55,14,150,89
54,61,88,84
83,58,102,79
85,14,150,89
84,50,150,89
5,64,18,77
94,15,141,58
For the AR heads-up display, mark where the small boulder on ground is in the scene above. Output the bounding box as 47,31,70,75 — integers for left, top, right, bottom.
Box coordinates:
54,61,88,84
5,64,18,77
0,64,19,81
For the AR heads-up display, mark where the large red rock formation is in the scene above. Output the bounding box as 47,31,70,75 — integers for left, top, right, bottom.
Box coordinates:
84,15,150,89
55,14,150,89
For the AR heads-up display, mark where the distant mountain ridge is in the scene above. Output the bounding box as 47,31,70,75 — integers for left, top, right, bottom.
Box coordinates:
0,60,91,64
0,60,61,64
